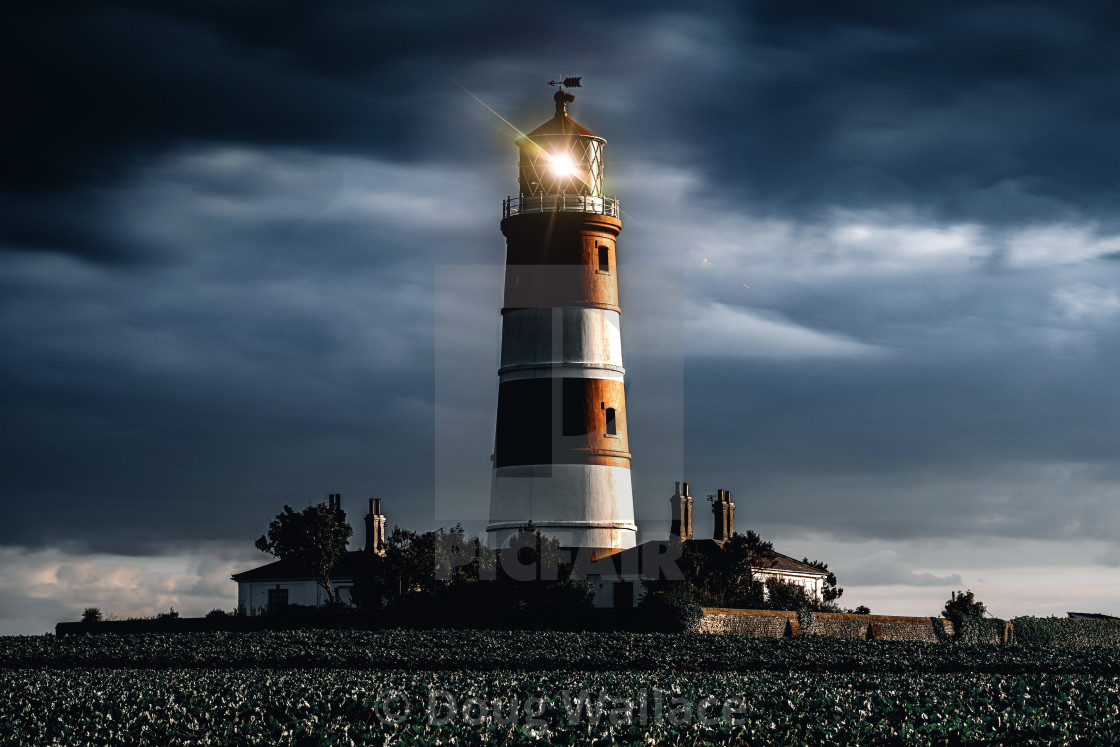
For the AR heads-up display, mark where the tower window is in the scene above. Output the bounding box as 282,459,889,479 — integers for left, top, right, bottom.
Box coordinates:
605,407,617,436
598,245,610,273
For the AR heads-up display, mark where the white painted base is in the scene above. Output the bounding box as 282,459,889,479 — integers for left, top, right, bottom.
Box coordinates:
487,463,637,549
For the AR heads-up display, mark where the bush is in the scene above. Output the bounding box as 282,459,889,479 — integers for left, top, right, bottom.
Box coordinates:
80,608,102,624
930,617,951,643
956,615,1007,645
764,578,815,612
638,592,702,633
942,590,986,638
205,609,229,620
797,609,816,636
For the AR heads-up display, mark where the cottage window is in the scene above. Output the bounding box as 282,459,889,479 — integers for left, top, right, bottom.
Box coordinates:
268,588,288,610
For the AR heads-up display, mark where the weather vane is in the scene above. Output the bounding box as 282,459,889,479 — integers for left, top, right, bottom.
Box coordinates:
548,76,583,90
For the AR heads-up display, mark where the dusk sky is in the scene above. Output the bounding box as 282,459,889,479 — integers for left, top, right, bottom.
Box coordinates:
4,0,1120,634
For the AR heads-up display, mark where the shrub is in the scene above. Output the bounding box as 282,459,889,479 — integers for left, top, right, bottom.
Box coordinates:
205,609,229,620
930,617,952,643
638,591,702,632
80,608,102,624
764,578,815,612
942,590,986,638
797,608,816,636
956,615,1007,645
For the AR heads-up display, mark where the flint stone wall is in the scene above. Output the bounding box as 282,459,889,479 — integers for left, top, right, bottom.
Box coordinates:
699,608,956,642
698,608,798,637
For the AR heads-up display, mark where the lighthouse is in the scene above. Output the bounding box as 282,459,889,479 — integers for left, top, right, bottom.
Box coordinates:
486,85,638,553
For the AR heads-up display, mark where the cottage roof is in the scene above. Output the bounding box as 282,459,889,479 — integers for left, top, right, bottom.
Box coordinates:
573,539,828,578
231,550,368,582
765,551,827,575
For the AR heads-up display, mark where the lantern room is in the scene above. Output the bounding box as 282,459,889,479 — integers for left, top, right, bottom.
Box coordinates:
505,89,618,218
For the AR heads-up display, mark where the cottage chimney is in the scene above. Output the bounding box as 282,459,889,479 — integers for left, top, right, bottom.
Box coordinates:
365,498,387,556
669,481,693,541
712,489,735,543
726,490,735,537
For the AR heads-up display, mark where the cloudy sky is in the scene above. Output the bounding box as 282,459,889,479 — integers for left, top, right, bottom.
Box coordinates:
4,0,1120,633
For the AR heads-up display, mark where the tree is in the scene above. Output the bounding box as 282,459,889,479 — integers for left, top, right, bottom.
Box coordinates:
381,526,441,606
81,607,102,624
647,530,776,609
489,524,594,611
718,530,777,608
942,589,987,629
802,558,844,608
638,590,703,632
764,577,815,612
255,501,353,604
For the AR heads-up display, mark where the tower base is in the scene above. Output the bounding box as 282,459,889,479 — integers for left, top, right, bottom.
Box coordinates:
487,463,637,550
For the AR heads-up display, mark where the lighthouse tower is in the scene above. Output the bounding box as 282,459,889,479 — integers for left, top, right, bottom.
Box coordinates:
486,86,638,553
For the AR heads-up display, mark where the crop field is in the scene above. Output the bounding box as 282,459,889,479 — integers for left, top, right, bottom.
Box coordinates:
2,631,1118,745
6,629,1120,673
2,668,1118,745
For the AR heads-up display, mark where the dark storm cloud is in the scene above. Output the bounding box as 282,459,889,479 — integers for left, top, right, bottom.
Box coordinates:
3,1,374,191
0,149,467,554
682,346,1120,543
2,0,671,193
9,0,1120,261
626,0,1120,226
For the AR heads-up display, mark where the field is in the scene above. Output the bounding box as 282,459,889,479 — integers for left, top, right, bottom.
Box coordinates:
2,631,1117,745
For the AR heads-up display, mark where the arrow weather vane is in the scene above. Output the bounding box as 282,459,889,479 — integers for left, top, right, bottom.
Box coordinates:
548,76,583,89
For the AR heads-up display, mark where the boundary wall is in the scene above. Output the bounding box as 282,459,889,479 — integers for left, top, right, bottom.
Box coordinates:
699,608,967,643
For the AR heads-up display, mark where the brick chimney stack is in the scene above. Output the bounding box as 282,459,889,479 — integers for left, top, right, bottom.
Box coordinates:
669,481,693,541
712,489,735,543
365,498,387,556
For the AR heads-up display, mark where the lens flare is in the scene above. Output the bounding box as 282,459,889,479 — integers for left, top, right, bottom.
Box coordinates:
549,152,577,178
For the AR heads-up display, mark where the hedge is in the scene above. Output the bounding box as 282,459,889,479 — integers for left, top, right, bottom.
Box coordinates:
1012,616,1120,647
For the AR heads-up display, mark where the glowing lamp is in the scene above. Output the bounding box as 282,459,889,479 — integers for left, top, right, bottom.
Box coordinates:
549,151,577,178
